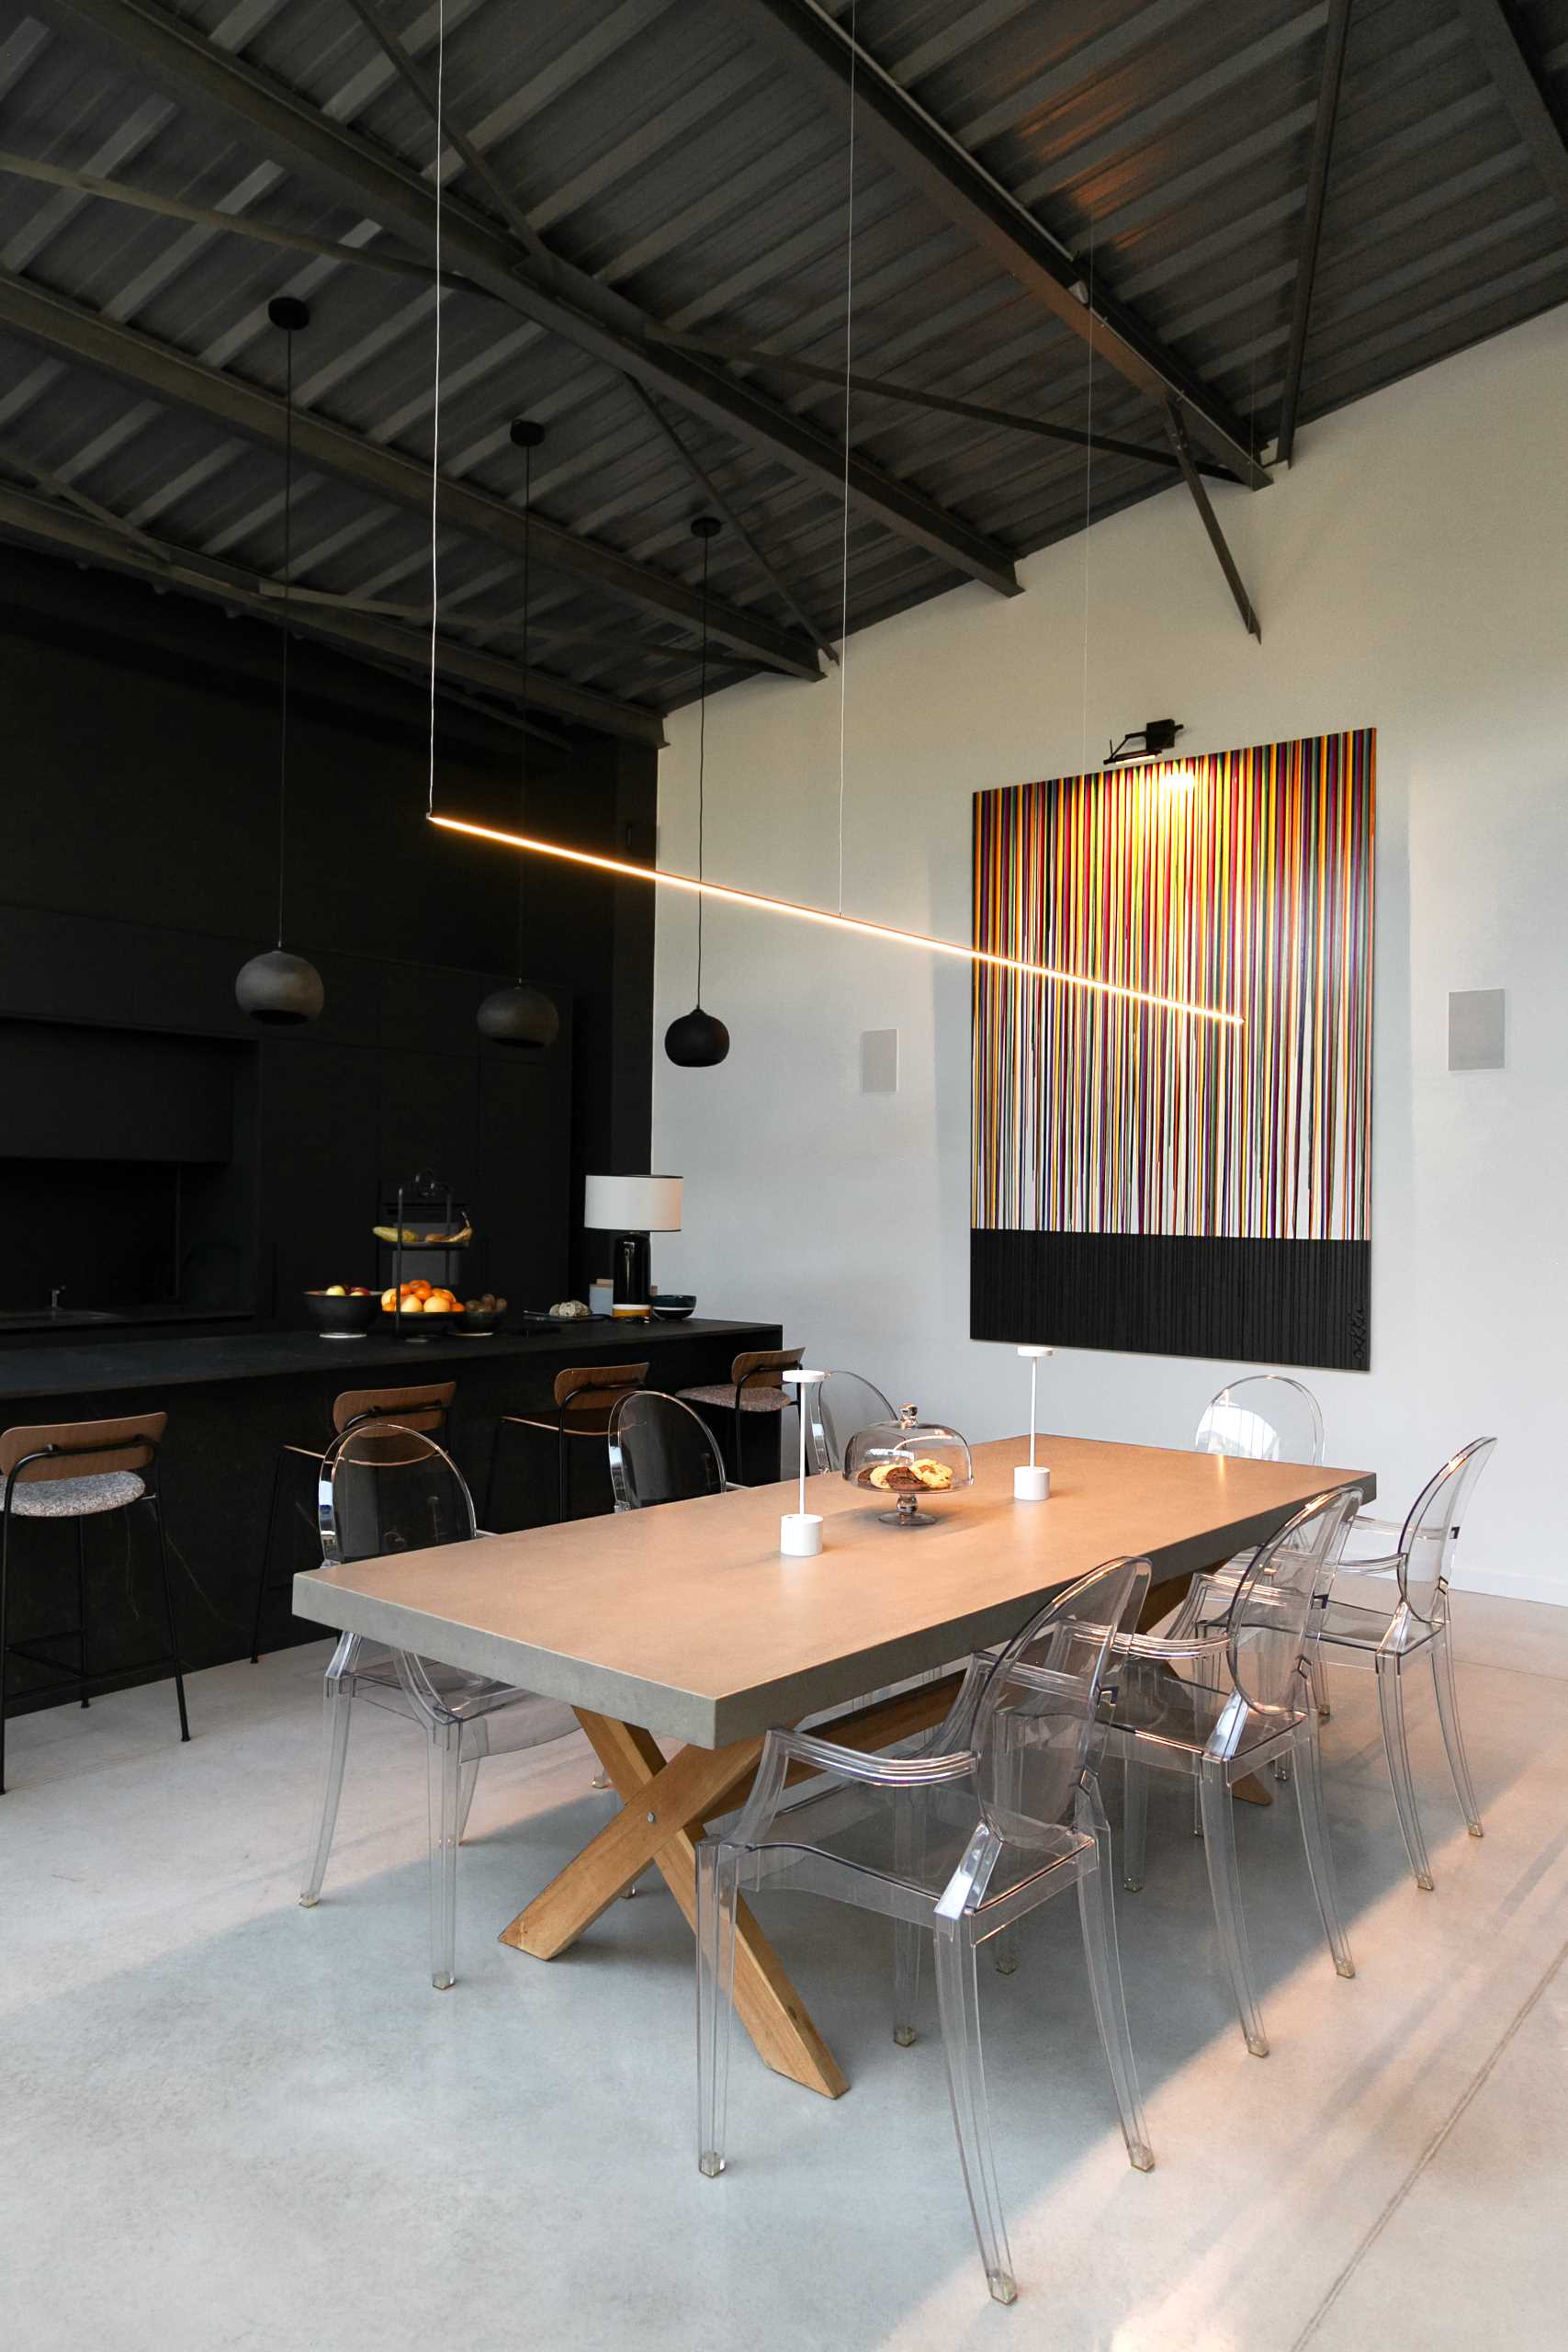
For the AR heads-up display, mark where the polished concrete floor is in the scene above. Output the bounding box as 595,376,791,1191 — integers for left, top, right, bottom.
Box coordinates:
3,1594,1565,2351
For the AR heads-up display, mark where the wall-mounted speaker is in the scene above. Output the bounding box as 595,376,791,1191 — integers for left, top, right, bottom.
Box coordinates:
1448,989,1506,1071
860,1028,898,1094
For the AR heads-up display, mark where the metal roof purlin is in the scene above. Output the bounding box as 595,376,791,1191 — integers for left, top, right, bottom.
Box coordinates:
43,0,1021,599
1277,0,1355,467
713,0,1273,490
1450,0,1568,224
0,269,821,678
0,476,668,741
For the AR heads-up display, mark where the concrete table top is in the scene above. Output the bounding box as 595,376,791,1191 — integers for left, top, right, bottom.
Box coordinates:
294,1434,1374,1747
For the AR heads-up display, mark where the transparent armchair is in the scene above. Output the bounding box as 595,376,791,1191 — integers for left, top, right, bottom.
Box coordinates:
1313,1437,1497,1889
1104,1485,1363,2058
299,1421,575,1989
696,1556,1155,2308
805,1370,895,1474
1174,1373,1331,1716
606,1389,736,1510
1194,1374,1325,1466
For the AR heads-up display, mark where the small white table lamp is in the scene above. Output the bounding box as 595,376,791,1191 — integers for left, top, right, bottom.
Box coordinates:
779,1369,826,1555
1014,1345,1054,1502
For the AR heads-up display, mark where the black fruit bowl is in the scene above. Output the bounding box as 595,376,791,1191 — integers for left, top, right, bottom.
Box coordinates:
304,1290,378,1336
457,1306,504,1335
651,1294,696,1322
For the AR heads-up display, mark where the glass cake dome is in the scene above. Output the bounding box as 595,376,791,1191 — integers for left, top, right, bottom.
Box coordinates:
842,1404,975,1528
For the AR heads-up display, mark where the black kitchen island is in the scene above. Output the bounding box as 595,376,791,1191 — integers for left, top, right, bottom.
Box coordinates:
0,1316,782,1714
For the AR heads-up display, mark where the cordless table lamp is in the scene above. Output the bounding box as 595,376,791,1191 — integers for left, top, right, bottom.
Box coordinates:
583,1174,683,1319
1015,1345,1054,1501
778,1369,826,1555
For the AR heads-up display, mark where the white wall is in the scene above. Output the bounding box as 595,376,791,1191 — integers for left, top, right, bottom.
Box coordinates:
652,307,1568,1600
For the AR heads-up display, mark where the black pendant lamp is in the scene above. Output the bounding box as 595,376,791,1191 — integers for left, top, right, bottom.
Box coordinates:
477,418,560,1050
237,297,325,1027
663,514,730,1069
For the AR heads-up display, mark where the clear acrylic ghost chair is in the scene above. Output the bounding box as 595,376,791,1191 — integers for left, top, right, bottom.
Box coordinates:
1313,1437,1497,1890
606,1389,737,1510
1194,1374,1325,1467
1104,1485,1362,2058
1173,1374,1331,1722
299,1421,575,1989
696,1556,1155,2307
806,1370,897,1474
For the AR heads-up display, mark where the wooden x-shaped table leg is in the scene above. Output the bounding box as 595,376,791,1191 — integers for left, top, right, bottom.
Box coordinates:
498,1675,965,2099
499,1709,848,2098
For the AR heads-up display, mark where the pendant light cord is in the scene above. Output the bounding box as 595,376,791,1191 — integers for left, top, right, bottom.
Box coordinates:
277,323,293,949
426,0,445,820
836,0,857,915
517,433,531,984
695,526,709,1003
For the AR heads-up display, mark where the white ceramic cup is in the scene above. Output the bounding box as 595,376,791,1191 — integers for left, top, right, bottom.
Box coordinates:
1013,1464,1051,1503
780,1512,825,1557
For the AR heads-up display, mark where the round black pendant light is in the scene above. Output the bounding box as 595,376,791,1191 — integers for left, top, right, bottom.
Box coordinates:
663,514,730,1069
477,417,560,1051
237,296,325,1027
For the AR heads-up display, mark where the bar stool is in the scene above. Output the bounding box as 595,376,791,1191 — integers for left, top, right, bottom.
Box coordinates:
0,1411,188,1793
249,1383,456,1661
484,1362,650,1527
678,1347,805,1483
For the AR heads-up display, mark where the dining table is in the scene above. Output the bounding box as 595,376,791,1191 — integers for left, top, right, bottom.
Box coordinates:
293,1431,1373,2098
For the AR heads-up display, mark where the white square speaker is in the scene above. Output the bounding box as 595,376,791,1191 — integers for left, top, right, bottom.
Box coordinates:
861,1028,898,1093
1448,989,1506,1071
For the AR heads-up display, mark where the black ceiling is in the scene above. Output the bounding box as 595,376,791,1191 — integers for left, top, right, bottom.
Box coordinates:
1,0,1565,744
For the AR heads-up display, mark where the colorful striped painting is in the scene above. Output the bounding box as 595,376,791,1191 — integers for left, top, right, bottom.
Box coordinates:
970,730,1375,1366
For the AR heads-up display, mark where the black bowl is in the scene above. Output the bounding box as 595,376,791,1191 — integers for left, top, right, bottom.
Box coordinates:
304,1290,378,1336
651,1294,696,1322
457,1306,504,1336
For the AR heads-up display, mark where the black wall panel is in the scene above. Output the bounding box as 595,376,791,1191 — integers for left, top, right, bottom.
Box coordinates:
0,548,655,1320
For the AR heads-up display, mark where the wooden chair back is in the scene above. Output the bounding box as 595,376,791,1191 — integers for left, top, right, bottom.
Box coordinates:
333,1382,455,1436
554,1362,650,1430
0,1411,167,1485
732,1348,804,1386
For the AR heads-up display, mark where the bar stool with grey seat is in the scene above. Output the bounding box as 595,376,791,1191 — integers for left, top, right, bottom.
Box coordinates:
678,1347,805,1485
0,1411,189,1792
249,1382,456,1661
484,1361,649,1527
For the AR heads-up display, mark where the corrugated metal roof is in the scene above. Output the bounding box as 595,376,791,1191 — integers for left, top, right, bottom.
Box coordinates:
0,0,1564,736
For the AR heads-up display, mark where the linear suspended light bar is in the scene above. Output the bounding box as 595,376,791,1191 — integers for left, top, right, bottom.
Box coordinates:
427,813,1242,1028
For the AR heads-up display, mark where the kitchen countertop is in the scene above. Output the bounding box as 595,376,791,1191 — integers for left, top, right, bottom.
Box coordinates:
0,1317,773,1404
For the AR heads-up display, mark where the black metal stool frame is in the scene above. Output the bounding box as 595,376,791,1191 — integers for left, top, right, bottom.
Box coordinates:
0,1434,189,1794
484,1365,649,1530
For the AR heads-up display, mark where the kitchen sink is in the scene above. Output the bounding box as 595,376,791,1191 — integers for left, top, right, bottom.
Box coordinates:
0,1307,127,1329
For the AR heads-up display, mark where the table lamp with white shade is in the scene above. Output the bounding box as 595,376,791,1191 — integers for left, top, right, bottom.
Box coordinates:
583,1174,682,1319
1015,1345,1054,1501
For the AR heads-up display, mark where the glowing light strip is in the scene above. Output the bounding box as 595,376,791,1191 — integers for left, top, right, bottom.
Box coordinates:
427,812,1243,1028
